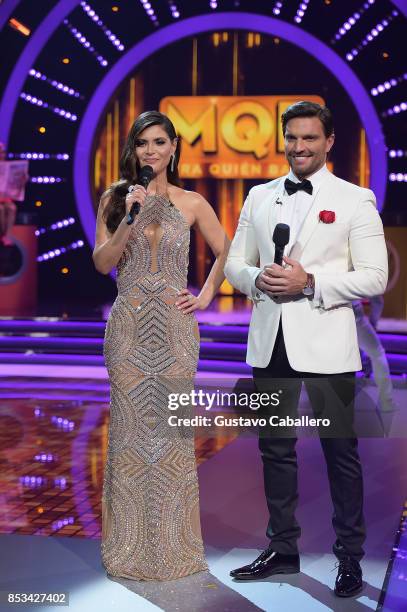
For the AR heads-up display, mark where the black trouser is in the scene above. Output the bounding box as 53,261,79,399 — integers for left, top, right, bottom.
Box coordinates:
253,322,366,561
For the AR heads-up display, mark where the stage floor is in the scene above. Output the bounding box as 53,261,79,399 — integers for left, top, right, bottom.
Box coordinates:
0,304,405,609
0,431,405,611
0,377,405,610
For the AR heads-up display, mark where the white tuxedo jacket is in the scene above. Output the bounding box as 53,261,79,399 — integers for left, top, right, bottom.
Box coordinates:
224,171,388,373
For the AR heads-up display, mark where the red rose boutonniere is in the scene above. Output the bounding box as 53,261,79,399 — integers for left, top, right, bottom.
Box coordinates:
319,210,336,224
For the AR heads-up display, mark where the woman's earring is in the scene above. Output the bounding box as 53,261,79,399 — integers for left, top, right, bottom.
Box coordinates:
170,154,175,173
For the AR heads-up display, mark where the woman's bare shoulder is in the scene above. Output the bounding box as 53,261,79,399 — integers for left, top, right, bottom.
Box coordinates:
170,186,209,207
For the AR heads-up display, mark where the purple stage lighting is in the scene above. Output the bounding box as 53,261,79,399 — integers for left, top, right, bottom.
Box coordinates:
52,517,74,532
37,240,85,263
30,176,64,183
272,2,284,16
332,1,375,43
35,217,76,237
20,92,77,121
63,19,109,65
8,152,70,160
28,68,83,98
382,101,407,117
168,1,180,19
389,173,407,182
346,9,399,61
389,150,406,158
371,72,407,96
80,2,125,51
294,0,310,24
140,0,159,25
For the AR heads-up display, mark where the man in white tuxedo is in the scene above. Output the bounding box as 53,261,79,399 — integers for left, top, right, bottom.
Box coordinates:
224,101,388,597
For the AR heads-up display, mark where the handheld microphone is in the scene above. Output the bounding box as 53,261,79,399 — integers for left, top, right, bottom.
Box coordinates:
272,223,290,266
126,165,154,225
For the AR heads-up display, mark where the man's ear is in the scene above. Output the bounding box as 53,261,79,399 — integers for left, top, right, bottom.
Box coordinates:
326,132,335,153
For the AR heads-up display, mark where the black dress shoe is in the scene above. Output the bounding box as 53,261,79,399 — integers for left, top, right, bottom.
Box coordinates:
230,548,300,581
334,557,363,597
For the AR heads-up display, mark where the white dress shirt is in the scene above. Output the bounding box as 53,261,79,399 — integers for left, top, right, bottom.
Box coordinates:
282,163,329,252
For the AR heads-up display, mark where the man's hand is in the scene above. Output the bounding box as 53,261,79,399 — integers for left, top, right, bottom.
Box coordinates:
255,256,307,298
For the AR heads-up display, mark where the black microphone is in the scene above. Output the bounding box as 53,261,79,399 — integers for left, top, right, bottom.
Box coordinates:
126,165,154,225
273,223,290,266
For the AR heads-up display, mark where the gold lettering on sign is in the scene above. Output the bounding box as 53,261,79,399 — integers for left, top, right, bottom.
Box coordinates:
167,102,217,152
221,101,273,159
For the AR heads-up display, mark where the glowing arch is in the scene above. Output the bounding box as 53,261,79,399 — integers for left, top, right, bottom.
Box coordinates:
74,13,386,247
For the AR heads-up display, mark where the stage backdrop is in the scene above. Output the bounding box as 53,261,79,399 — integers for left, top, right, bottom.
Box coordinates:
91,31,369,294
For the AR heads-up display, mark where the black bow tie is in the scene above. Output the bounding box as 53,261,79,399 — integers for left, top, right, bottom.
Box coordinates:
284,178,313,196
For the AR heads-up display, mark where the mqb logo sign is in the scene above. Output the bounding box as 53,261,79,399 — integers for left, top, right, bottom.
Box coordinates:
160,95,325,179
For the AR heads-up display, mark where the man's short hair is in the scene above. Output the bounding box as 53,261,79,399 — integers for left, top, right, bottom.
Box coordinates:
281,101,334,138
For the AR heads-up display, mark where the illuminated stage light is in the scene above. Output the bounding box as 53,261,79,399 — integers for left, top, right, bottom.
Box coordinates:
294,0,310,24
371,72,407,96
140,0,159,24
51,415,75,428
20,92,78,121
62,57,70,64
112,6,119,11
389,173,407,182
8,152,69,160
35,217,76,236
272,2,284,16
332,1,376,43
389,150,407,158
168,1,180,19
35,201,43,207
20,92,47,108
52,517,75,532
34,453,56,462
80,2,125,51
345,9,399,62
28,68,83,98
63,19,109,65
382,101,407,118
209,1,218,9
246,32,261,48
30,176,64,183
37,240,84,262
8,18,31,36
54,477,68,488
19,476,47,488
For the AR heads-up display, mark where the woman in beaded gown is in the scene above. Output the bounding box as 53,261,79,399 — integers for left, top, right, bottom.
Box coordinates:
93,111,229,581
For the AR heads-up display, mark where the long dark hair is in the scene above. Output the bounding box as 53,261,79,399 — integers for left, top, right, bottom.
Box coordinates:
102,111,182,233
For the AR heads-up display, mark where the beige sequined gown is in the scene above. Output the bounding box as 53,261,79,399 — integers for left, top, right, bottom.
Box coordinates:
101,194,208,581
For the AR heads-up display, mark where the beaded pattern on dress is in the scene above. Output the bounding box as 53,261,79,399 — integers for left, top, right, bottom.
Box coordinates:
102,194,208,580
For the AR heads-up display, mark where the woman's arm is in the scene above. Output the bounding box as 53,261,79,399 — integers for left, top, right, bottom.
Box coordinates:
92,191,131,274
93,185,148,274
176,193,230,313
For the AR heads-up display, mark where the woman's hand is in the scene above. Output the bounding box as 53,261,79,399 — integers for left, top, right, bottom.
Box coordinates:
175,289,209,314
125,184,147,215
